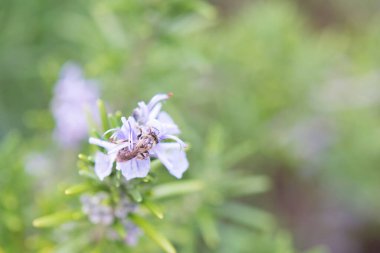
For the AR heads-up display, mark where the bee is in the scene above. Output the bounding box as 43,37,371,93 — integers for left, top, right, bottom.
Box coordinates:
116,128,159,162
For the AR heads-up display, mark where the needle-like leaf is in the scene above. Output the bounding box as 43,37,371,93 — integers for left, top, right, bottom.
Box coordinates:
130,214,176,253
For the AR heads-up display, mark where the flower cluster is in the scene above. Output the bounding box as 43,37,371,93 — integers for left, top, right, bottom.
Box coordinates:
80,192,141,245
51,63,99,147
89,93,189,181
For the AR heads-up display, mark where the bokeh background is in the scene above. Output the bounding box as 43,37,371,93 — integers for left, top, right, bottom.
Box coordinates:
1,0,380,252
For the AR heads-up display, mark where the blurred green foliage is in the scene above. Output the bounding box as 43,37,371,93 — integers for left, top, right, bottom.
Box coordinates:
0,134,32,252
1,0,380,252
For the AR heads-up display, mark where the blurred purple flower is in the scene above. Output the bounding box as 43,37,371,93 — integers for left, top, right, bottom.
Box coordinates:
114,197,138,219
123,221,143,246
80,192,114,225
106,221,142,246
51,62,99,147
24,152,52,175
81,193,142,245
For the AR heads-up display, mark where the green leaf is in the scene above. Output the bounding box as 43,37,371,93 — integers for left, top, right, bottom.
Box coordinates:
223,141,256,168
90,128,102,138
114,110,122,119
130,214,176,253
197,210,219,248
97,99,110,133
115,170,121,187
304,246,329,253
226,175,270,197
78,169,97,180
85,106,99,132
109,110,123,128
33,211,83,228
78,153,94,164
3,212,22,231
114,222,127,238
129,188,143,202
217,202,275,231
204,125,224,168
194,1,217,20
109,115,118,129
64,183,91,195
151,180,204,199
150,159,162,172
143,200,164,219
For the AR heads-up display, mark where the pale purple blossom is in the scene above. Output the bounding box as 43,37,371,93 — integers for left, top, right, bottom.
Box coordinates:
114,198,138,219
123,221,143,246
132,93,180,135
51,62,99,147
89,117,188,181
24,152,52,175
89,94,188,181
89,116,151,181
80,192,114,225
106,222,143,246
133,93,168,122
81,193,142,245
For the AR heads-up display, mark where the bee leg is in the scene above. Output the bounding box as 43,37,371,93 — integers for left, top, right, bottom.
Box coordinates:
137,152,149,160
137,127,143,139
142,152,149,159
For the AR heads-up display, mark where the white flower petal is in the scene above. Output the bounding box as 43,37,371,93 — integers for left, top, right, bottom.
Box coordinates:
118,158,151,181
158,111,180,135
155,143,188,178
147,94,169,110
149,103,162,121
89,137,116,151
94,151,114,180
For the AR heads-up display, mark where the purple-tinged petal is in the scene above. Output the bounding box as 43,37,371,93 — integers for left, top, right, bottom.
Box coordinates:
94,151,114,180
121,116,140,139
117,117,132,140
51,63,100,147
114,199,137,219
117,158,151,181
127,119,134,151
59,63,82,80
109,117,141,142
112,129,126,140
148,103,162,121
137,102,149,114
89,137,117,151
147,93,170,111
124,222,143,246
133,93,171,124
88,205,114,225
157,111,180,135
154,143,188,179
133,102,149,123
